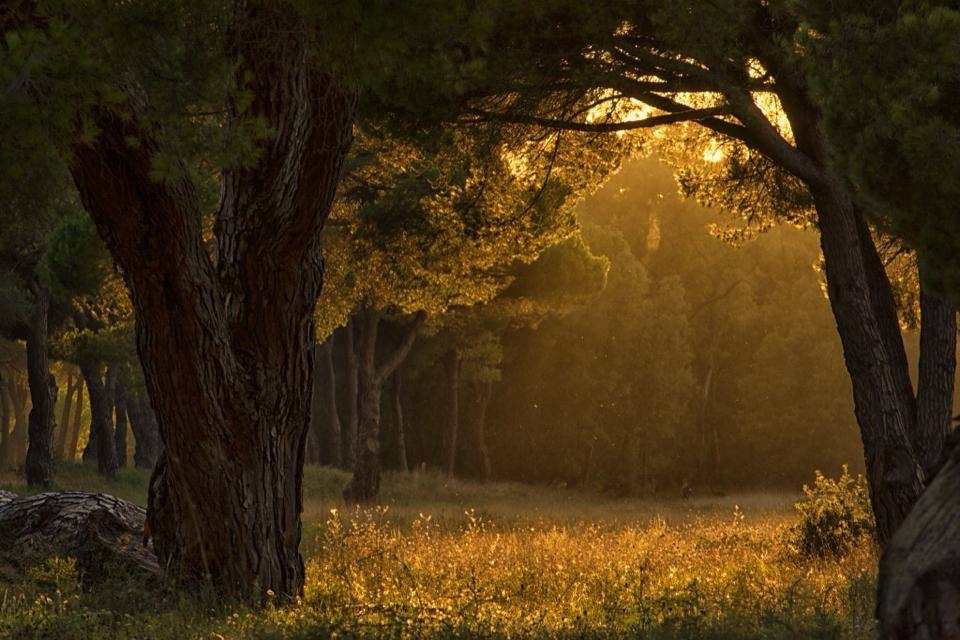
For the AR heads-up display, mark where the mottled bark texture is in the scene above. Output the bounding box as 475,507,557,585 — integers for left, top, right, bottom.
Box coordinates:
24,283,57,486
0,491,158,585
344,310,425,503
69,3,355,598
443,349,460,478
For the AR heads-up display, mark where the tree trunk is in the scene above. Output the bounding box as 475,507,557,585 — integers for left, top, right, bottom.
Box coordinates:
66,381,85,463
114,376,129,468
342,318,359,468
69,3,356,598
25,283,57,486
9,378,28,467
443,349,460,478
80,362,117,478
393,367,408,473
915,267,957,479
473,380,492,483
877,441,960,639
127,392,160,470
320,339,342,468
56,372,77,460
812,180,925,545
344,310,425,503
0,370,10,468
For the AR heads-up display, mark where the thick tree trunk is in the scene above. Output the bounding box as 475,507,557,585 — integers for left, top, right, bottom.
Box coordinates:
66,381,84,463
25,284,57,486
915,269,957,479
56,372,77,460
343,318,360,468
114,376,129,468
344,311,425,503
0,491,158,585
443,349,460,478
70,2,356,598
127,392,160,470
877,441,960,639
473,380,492,483
320,339,342,468
393,367,408,473
812,180,924,545
80,362,117,478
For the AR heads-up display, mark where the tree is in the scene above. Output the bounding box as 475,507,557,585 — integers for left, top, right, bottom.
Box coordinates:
432,0,954,542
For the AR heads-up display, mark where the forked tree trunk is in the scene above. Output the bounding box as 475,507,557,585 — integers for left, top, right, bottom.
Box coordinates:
66,381,85,463
26,283,58,485
56,372,77,460
811,181,925,545
473,380,492,483
393,367,408,473
81,362,117,478
114,378,129,468
344,310,425,503
127,392,160,470
70,3,356,598
914,270,957,479
443,349,460,478
343,319,359,468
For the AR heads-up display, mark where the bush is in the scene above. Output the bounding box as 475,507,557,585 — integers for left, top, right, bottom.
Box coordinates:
792,466,875,556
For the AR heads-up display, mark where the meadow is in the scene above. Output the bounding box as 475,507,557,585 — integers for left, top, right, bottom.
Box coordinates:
0,465,876,639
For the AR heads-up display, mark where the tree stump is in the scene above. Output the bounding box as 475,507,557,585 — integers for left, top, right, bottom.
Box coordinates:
0,491,159,585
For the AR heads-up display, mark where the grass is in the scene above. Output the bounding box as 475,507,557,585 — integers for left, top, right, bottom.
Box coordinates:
0,464,877,639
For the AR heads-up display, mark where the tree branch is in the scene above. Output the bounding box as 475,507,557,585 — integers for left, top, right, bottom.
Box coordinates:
463,105,731,133
375,311,426,383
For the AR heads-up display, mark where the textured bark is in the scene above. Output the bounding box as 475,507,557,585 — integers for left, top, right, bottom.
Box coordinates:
472,380,492,483
127,393,160,470
342,319,359,468
344,311,425,503
69,2,355,598
0,490,158,584
443,349,460,478
80,362,117,478
56,372,77,460
393,367,408,473
915,271,957,479
878,440,960,640
24,283,57,485
114,377,129,468
66,381,84,463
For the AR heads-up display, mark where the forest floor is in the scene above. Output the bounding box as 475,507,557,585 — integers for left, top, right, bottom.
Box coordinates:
0,465,876,639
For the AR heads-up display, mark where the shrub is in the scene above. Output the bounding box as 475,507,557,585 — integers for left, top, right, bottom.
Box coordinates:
792,466,875,556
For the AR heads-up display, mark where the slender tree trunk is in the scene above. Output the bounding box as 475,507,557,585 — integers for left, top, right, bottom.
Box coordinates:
127,392,160,470
393,367,408,473
114,375,129,469
56,372,77,460
66,381,84,463
0,370,10,468
473,380,492,483
342,318,359,468
914,266,957,479
25,283,57,486
344,311,425,503
80,362,117,478
70,3,356,598
443,349,460,478
320,339,342,468
812,180,924,545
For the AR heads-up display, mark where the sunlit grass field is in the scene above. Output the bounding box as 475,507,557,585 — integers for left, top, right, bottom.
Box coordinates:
0,465,876,639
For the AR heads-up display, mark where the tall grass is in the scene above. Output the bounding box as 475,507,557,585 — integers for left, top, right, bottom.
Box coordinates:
0,465,876,639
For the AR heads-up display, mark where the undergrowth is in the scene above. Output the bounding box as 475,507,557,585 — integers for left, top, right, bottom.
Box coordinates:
0,465,876,639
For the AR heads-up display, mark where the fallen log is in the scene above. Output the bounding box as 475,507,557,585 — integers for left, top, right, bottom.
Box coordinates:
0,491,159,584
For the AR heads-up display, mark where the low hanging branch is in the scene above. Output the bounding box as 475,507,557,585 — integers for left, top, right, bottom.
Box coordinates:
0,491,159,584
463,105,730,133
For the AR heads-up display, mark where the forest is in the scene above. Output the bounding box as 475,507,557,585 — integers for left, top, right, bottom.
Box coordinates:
0,1,959,639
